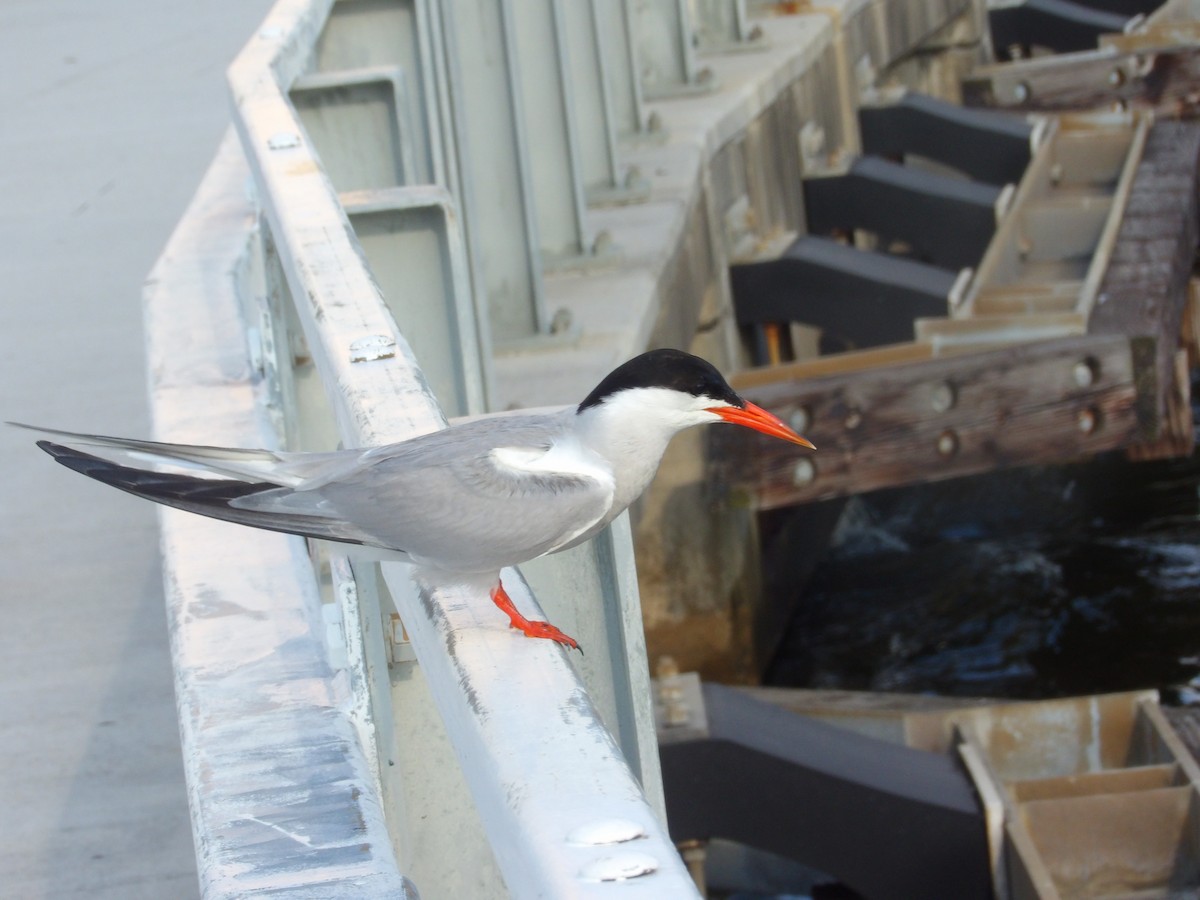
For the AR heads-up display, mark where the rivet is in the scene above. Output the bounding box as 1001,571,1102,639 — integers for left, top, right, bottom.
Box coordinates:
844,409,863,430
349,334,396,363
790,406,811,434
1108,67,1125,88
792,458,816,487
937,430,959,458
1073,358,1099,387
579,852,660,882
1013,81,1031,102
549,307,573,335
267,132,301,151
1078,408,1099,435
591,229,613,255
931,382,956,413
567,819,648,847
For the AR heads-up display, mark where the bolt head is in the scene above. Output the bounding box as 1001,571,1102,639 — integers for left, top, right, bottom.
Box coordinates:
790,406,810,434
267,131,300,151
1078,408,1098,434
1073,358,1099,388
792,458,816,487
931,382,956,413
937,430,959,458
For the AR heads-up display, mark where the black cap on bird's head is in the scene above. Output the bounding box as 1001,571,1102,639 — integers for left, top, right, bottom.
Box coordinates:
577,348,740,412
577,349,815,449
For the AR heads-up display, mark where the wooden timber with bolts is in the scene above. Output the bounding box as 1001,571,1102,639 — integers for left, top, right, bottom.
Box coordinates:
712,116,1200,509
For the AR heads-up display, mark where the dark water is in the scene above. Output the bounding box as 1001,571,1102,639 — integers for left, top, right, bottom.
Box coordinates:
766,441,1200,705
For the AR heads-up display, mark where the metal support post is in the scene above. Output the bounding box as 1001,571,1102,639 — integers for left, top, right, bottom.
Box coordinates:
508,0,594,262
595,0,653,139
561,0,650,204
633,0,715,99
439,0,548,343
689,0,763,52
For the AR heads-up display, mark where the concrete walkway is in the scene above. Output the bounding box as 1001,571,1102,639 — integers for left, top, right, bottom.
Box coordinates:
0,2,271,896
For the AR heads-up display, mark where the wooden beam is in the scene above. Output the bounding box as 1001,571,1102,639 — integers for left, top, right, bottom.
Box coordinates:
712,334,1142,509
1089,121,1200,435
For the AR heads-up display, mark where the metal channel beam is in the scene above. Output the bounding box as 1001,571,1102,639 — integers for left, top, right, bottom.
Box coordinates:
509,0,593,262
439,0,547,342
634,0,712,98
731,235,958,349
228,2,698,897
562,0,623,200
858,91,1034,185
595,0,650,138
803,156,1002,270
989,0,1133,58
660,684,992,900
690,0,759,52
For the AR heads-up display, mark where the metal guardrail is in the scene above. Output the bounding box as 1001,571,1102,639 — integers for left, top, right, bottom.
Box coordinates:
217,1,695,898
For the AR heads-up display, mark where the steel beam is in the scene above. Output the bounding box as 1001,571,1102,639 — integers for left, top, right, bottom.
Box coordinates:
989,0,1132,58
858,91,1034,186
803,156,1002,270
595,0,650,138
690,0,760,51
509,0,593,261
439,0,547,342
562,0,623,200
634,0,713,98
660,684,992,900
731,235,958,350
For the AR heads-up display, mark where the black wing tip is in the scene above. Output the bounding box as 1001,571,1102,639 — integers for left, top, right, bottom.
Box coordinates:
37,439,94,469
32,439,373,549
35,440,273,504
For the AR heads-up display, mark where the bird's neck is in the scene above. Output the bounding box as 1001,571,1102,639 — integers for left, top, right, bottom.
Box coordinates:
573,403,681,512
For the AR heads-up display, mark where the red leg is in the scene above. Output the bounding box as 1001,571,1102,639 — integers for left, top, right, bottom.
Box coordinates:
490,582,581,652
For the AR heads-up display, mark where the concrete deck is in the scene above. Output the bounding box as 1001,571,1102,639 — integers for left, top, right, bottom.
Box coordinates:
0,2,271,896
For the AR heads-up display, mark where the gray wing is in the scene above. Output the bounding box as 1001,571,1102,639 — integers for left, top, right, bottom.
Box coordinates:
10,421,359,486
232,413,617,572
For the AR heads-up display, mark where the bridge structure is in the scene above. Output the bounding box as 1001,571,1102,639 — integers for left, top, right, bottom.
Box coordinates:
46,0,1200,896
138,0,991,896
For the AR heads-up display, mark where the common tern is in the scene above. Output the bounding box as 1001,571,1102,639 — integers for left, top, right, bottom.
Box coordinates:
16,349,813,651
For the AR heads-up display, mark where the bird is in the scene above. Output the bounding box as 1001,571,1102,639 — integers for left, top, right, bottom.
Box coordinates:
14,348,813,651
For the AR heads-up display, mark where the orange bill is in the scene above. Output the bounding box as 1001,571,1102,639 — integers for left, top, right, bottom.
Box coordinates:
710,401,816,449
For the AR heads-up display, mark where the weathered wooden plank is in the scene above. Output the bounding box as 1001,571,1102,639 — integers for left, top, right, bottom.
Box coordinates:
713,334,1141,509
1090,121,1200,439
732,342,935,389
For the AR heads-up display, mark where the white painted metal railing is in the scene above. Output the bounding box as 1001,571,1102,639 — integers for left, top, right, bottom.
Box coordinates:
162,0,700,897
